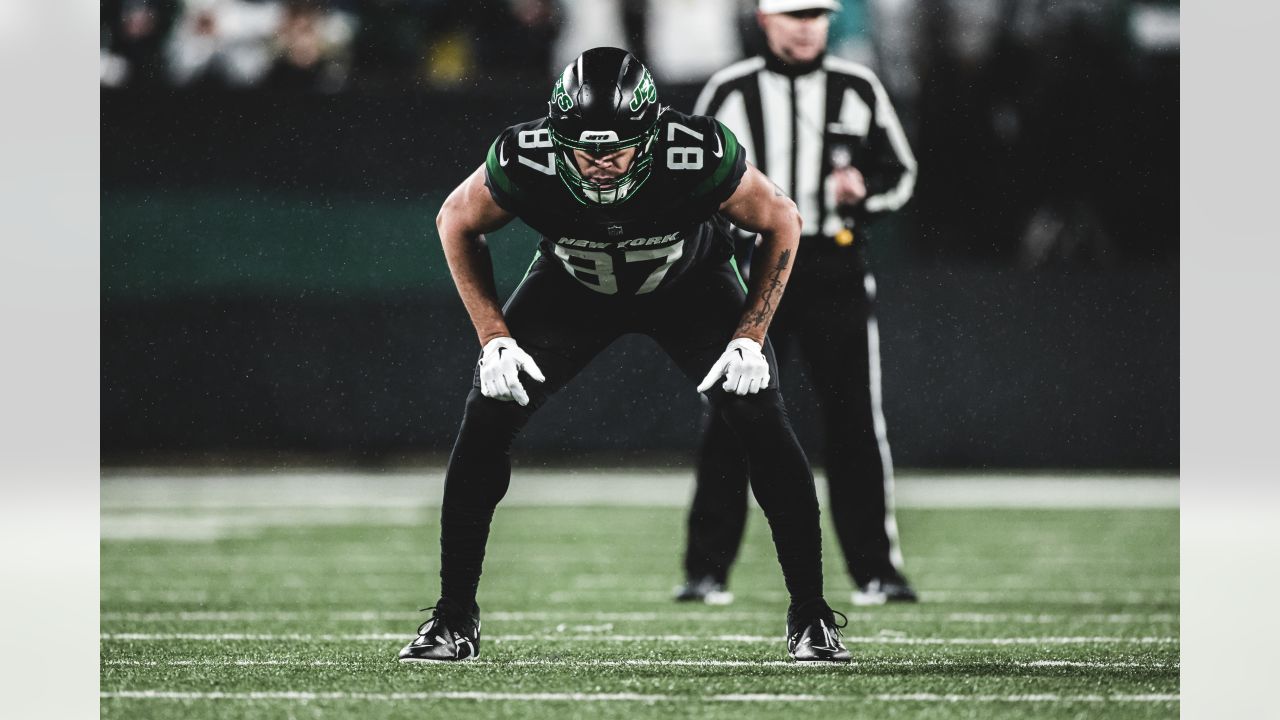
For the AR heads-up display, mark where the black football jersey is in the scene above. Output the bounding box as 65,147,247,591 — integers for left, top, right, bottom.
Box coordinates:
483,109,747,296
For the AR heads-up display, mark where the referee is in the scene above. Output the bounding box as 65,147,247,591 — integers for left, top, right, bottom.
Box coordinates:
676,0,919,606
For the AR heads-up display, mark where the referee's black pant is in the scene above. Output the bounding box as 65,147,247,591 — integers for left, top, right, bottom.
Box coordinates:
683,237,906,588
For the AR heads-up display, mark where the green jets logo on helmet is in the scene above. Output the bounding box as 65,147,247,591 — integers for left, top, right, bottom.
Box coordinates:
552,77,574,112
629,70,656,113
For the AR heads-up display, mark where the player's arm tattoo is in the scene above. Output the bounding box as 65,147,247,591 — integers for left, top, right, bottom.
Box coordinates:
740,247,791,334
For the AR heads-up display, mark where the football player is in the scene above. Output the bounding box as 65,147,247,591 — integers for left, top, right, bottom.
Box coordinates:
397,47,848,664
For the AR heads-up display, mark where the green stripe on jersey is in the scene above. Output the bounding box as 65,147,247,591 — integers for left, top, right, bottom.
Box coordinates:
729,256,749,292
512,250,541,293
692,122,740,197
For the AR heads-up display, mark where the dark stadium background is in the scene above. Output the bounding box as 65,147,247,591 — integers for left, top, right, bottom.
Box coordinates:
100,0,1178,470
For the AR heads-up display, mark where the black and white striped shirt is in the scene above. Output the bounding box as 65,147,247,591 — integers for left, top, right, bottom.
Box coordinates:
694,53,917,237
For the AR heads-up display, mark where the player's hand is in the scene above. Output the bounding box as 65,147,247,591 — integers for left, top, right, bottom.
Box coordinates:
478,337,546,406
697,338,770,396
831,166,867,207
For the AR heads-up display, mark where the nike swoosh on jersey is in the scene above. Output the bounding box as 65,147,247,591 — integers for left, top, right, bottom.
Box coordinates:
711,133,723,158
499,143,509,166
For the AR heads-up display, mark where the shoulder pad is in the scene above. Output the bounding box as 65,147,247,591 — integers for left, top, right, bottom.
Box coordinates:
655,110,745,202
484,119,559,209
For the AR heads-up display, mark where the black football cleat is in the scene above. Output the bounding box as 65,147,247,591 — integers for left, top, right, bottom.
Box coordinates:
786,598,851,663
673,575,734,605
397,600,481,663
853,575,919,606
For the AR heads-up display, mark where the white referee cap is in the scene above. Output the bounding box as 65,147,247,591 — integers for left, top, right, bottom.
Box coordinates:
759,0,841,13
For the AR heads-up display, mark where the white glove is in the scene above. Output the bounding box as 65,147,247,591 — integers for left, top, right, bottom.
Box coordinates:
478,337,546,406
697,338,770,396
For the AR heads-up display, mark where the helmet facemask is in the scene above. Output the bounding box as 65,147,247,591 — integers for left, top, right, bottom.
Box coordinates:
546,49,663,207
550,124,659,206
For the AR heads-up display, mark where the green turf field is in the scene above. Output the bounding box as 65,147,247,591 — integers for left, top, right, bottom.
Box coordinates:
101,471,1178,719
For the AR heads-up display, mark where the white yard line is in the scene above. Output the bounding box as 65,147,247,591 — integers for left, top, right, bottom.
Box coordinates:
99,610,1178,624
919,590,1180,603
870,693,1179,703
105,659,348,667
99,471,1177,539
101,632,1178,645
98,572,1180,589
100,689,1179,703
540,590,1180,605
101,470,1177,510
103,658,1175,670
99,589,1179,606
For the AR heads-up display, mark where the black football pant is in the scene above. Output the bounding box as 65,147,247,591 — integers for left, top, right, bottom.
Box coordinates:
683,241,904,588
437,255,824,609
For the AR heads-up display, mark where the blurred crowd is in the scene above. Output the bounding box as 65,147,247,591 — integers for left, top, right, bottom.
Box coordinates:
100,0,560,92
101,0,1178,266
99,0,1178,93
99,0,808,92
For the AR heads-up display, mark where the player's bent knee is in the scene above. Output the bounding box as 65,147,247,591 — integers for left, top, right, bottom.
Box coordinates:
459,388,535,440
712,389,787,429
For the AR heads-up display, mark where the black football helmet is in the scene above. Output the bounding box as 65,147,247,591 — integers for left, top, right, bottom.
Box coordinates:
548,47,662,206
